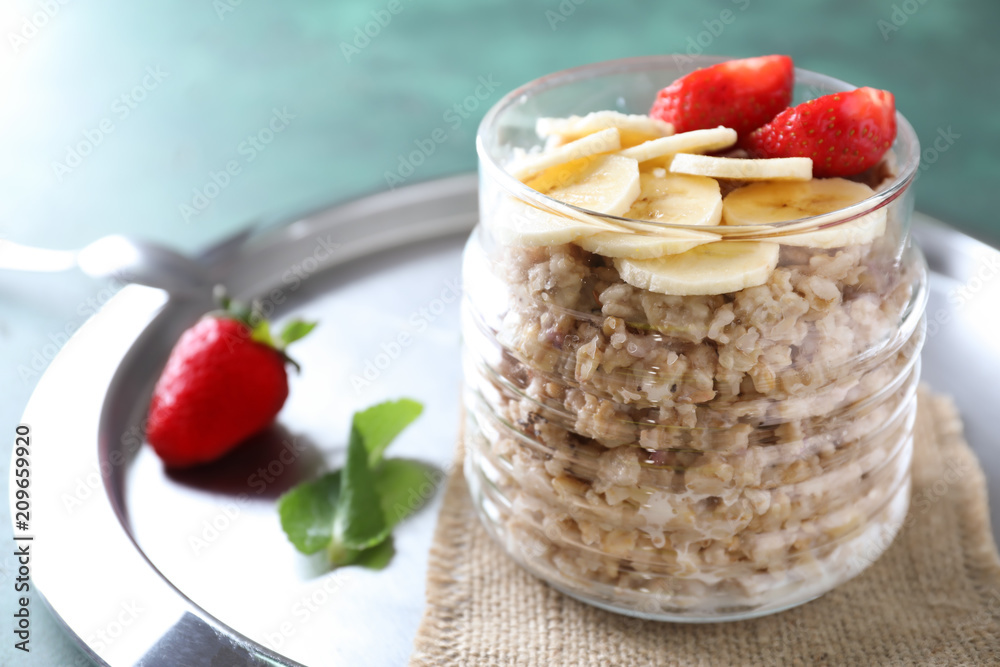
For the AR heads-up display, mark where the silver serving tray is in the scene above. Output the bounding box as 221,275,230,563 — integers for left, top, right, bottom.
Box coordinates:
21,174,1000,666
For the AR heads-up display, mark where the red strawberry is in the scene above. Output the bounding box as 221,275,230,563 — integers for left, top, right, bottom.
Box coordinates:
147,301,316,468
650,55,793,138
744,87,897,178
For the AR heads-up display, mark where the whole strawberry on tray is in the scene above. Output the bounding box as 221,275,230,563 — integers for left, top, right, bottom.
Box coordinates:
146,289,316,468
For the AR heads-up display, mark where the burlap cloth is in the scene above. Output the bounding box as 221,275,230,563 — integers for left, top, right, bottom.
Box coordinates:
410,388,1000,666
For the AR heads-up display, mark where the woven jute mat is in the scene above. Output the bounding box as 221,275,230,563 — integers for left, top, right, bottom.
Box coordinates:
410,388,1000,666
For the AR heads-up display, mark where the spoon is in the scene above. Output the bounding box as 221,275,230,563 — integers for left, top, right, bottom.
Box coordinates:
0,235,215,295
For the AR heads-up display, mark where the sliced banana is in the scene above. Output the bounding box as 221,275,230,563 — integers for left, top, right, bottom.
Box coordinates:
670,154,813,181
488,195,621,247
575,172,722,258
619,127,738,163
722,178,886,248
491,154,641,247
525,155,600,194
627,173,722,225
577,226,719,260
577,174,722,259
533,154,641,217
507,127,621,181
536,111,674,148
615,241,780,296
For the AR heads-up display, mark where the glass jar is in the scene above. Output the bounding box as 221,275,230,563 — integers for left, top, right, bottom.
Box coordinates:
461,56,926,621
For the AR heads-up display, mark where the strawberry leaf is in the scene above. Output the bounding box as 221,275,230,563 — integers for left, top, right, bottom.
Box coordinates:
279,319,317,348
250,319,274,347
353,399,424,468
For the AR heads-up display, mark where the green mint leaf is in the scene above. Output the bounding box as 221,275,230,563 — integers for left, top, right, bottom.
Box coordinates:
278,398,427,568
333,423,390,551
353,536,395,570
250,318,274,347
279,319,317,348
327,536,396,570
352,399,423,468
277,471,341,555
375,458,439,530
326,541,360,567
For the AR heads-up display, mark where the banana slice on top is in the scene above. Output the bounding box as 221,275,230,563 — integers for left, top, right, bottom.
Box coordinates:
615,241,779,296
530,154,641,217
488,196,621,247
507,127,621,181
490,153,641,247
618,127,738,163
626,173,723,224
723,178,887,248
670,154,813,180
536,111,675,148
575,172,721,259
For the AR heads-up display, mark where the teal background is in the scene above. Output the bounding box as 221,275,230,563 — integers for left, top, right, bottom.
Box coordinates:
0,1,996,664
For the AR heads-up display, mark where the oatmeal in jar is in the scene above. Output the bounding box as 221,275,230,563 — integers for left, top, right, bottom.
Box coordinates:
462,55,927,621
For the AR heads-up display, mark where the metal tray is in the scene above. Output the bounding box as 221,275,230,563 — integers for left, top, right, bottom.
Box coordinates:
22,174,1000,666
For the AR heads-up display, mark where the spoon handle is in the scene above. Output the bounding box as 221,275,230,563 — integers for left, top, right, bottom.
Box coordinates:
0,240,77,272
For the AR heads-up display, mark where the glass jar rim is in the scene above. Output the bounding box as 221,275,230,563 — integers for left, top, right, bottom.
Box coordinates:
476,55,920,238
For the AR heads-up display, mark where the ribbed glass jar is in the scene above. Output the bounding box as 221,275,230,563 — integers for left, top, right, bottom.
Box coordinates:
461,56,927,621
